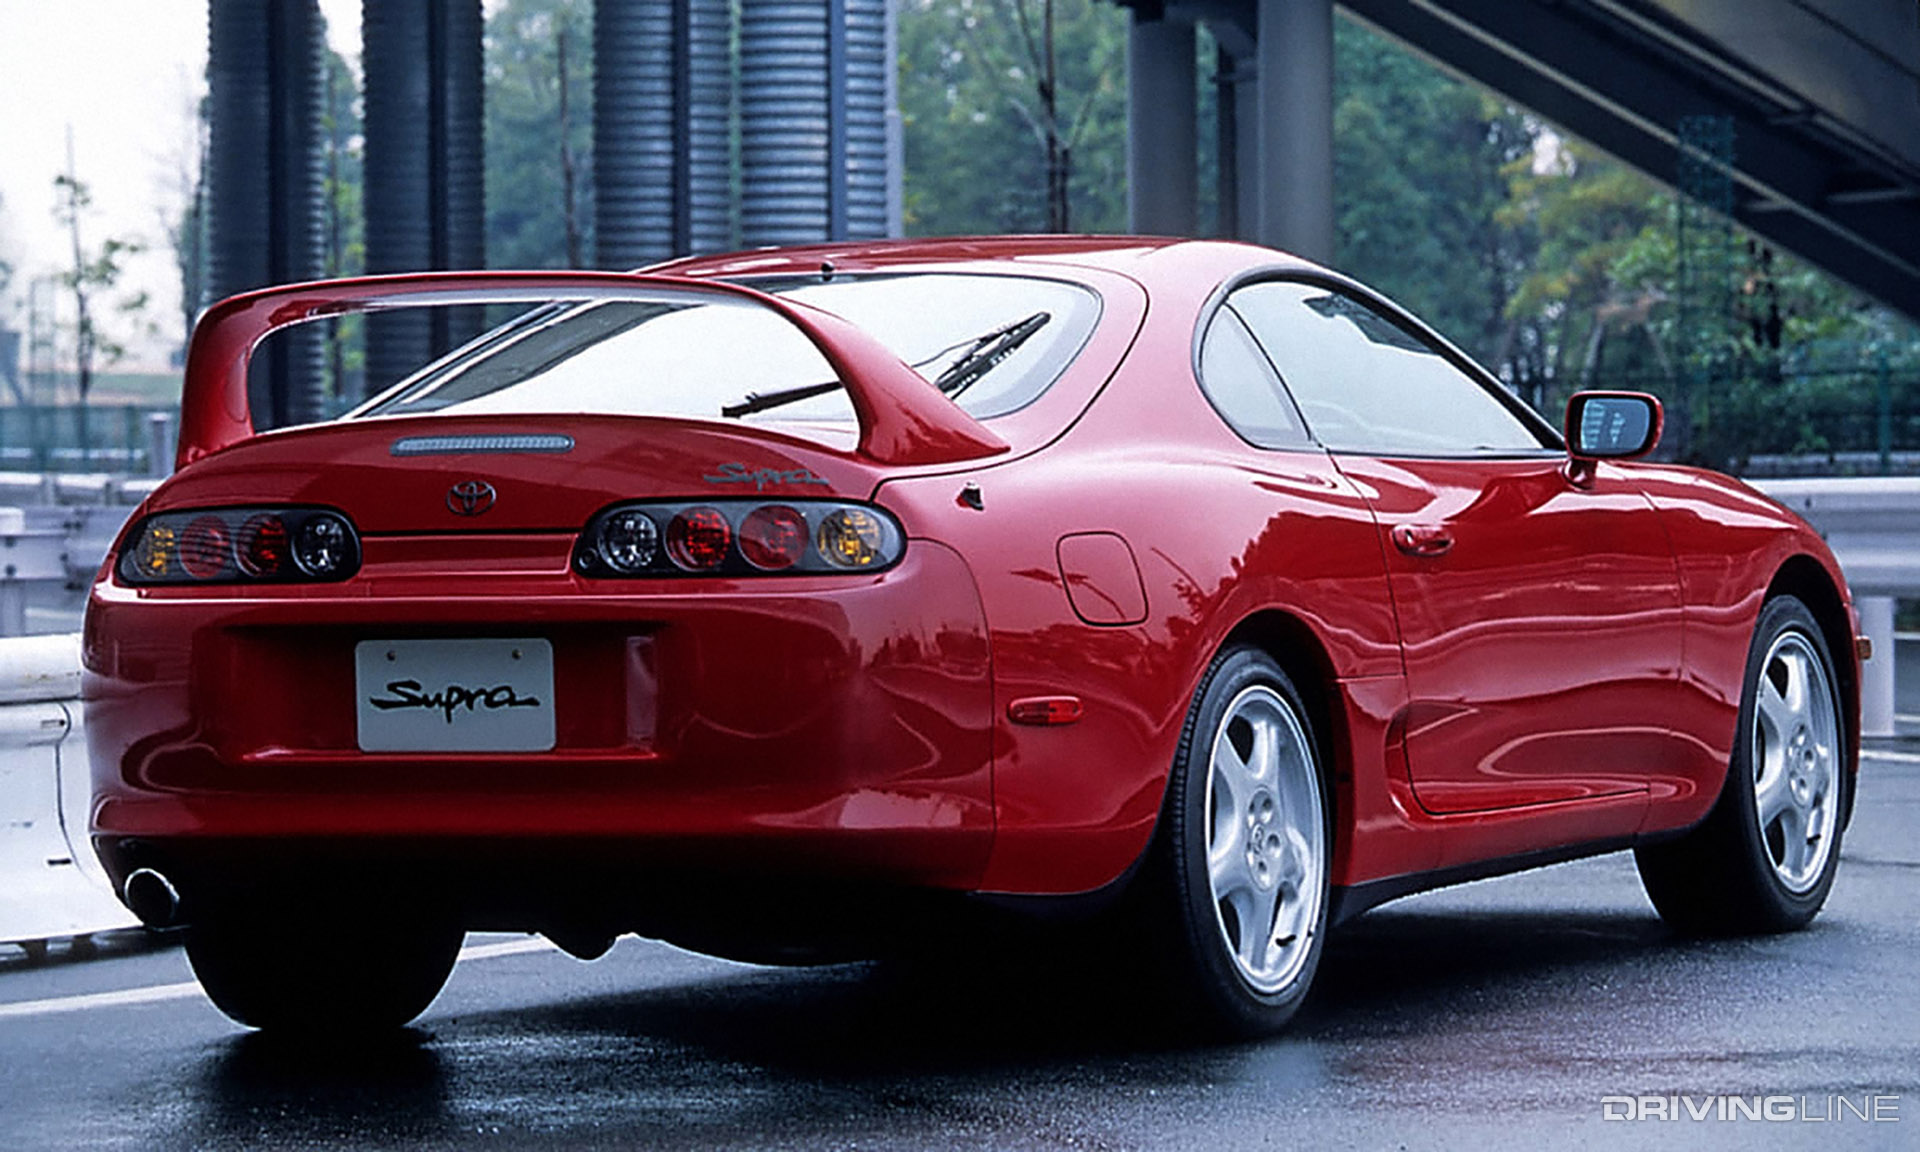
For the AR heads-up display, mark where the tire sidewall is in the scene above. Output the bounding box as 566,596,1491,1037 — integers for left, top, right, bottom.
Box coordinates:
1166,646,1330,1034
1725,595,1848,925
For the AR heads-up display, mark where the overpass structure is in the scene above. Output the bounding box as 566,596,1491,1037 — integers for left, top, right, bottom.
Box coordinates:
1125,0,1920,323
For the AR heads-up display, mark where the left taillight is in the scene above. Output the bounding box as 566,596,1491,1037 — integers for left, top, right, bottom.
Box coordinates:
119,507,362,585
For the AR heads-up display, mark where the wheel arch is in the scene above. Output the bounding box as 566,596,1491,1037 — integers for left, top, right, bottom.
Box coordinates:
1215,609,1351,864
1765,553,1861,823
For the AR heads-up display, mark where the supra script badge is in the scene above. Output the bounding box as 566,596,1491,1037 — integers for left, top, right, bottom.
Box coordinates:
702,462,830,492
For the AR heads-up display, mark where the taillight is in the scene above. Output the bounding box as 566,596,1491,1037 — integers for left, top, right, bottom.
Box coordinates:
815,507,889,570
119,507,362,585
575,499,904,578
738,504,807,570
666,507,732,571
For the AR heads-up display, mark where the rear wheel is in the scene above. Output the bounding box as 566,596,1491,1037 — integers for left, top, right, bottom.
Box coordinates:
1150,647,1329,1037
1636,595,1847,934
187,908,463,1034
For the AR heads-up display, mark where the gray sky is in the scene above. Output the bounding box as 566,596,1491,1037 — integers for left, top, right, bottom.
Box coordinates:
0,1,361,367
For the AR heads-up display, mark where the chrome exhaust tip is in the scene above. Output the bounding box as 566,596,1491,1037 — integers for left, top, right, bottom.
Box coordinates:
123,868,183,928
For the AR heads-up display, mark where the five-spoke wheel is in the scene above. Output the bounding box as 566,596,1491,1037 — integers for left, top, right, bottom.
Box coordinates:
1204,683,1325,996
1153,647,1329,1036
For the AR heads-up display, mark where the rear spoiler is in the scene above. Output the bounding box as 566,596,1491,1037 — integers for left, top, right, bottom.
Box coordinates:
177,270,1010,470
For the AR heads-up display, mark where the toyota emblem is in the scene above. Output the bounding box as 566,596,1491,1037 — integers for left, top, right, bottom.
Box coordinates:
446,480,497,517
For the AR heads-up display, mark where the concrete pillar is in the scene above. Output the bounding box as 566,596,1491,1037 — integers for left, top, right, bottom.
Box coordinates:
1255,0,1334,262
1859,595,1896,738
1127,12,1198,237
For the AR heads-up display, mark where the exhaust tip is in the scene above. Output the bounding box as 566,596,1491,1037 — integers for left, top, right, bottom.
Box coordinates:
123,868,183,928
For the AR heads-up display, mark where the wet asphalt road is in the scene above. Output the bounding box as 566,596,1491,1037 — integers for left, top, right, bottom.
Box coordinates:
4,749,1916,1151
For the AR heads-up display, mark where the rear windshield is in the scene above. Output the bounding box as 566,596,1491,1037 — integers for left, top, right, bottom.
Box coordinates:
348,272,1101,426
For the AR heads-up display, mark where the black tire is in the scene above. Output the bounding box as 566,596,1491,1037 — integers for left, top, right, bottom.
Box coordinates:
1144,646,1331,1037
1636,595,1848,935
186,908,464,1034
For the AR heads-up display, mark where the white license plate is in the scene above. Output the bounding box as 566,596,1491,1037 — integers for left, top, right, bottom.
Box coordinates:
354,638,556,753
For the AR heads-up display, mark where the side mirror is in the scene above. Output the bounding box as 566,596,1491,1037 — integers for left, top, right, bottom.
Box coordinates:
1566,390,1662,461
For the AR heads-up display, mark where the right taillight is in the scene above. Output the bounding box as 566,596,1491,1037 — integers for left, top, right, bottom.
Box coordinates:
574,500,905,578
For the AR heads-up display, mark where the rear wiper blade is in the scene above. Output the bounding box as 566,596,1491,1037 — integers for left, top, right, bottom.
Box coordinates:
932,311,1049,399
720,311,1051,420
721,378,841,419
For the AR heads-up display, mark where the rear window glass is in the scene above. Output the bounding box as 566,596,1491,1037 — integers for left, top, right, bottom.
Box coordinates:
348,273,1100,426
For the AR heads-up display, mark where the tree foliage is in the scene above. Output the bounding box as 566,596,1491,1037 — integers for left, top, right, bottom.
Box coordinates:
53,159,147,405
897,0,1126,235
486,0,594,269
1332,21,1535,374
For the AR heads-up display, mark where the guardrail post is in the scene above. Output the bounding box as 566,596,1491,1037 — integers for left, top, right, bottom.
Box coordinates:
146,411,176,479
1859,595,1895,738
1877,353,1892,474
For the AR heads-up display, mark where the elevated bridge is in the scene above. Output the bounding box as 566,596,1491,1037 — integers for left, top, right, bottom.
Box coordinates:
1125,0,1920,321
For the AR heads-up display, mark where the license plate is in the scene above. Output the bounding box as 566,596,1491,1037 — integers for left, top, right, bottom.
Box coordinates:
354,638,556,753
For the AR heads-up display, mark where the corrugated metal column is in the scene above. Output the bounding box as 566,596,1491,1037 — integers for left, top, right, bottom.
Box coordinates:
845,0,892,236
683,0,735,254
595,0,732,268
740,0,891,245
206,0,327,428
1255,0,1332,261
1127,5,1197,236
362,0,484,395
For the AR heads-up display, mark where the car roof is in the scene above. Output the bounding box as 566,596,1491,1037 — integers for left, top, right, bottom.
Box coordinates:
644,235,1327,286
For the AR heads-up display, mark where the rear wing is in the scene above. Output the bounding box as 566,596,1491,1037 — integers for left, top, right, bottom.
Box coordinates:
177,271,1010,470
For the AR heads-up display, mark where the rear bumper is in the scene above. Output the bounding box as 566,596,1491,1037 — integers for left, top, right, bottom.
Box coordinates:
84,538,995,892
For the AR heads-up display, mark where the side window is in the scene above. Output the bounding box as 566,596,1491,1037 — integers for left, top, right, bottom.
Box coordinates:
1229,281,1549,456
1196,306,1311,449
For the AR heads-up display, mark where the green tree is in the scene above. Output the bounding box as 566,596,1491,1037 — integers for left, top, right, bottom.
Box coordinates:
322,43,366,400
487,0,594,268
53,153,145,406
1332,19,1537,373
160,95,208,365
898,0,1126,235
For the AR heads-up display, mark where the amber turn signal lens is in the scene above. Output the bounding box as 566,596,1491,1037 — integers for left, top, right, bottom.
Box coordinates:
131,522,178,580
815,507,887,569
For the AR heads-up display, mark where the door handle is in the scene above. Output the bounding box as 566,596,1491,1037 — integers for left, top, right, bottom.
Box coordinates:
1391,523,1454,557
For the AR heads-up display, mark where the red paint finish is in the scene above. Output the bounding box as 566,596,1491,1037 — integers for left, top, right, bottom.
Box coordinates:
1055,532,1148,625
88,539,996,884
88,236,1859,936
1335,455,1684,818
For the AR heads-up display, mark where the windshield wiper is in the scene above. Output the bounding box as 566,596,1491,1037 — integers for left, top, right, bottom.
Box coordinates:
721,378,842,419
720,311,1051,419
931,311,1049,399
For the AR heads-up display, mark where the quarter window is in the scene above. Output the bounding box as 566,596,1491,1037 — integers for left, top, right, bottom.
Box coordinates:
1228,281,1549,456
1195,307,1311,449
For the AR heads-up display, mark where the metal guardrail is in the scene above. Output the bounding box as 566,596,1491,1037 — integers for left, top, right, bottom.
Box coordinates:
0,634,138,953
0,475,152,638
1750,477,1917,737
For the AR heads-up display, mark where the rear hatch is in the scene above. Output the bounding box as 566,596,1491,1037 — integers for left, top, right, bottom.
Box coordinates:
146,412,885,533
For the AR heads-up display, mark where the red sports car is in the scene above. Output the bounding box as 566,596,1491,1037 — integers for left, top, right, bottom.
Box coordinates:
85,237,1860,1037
